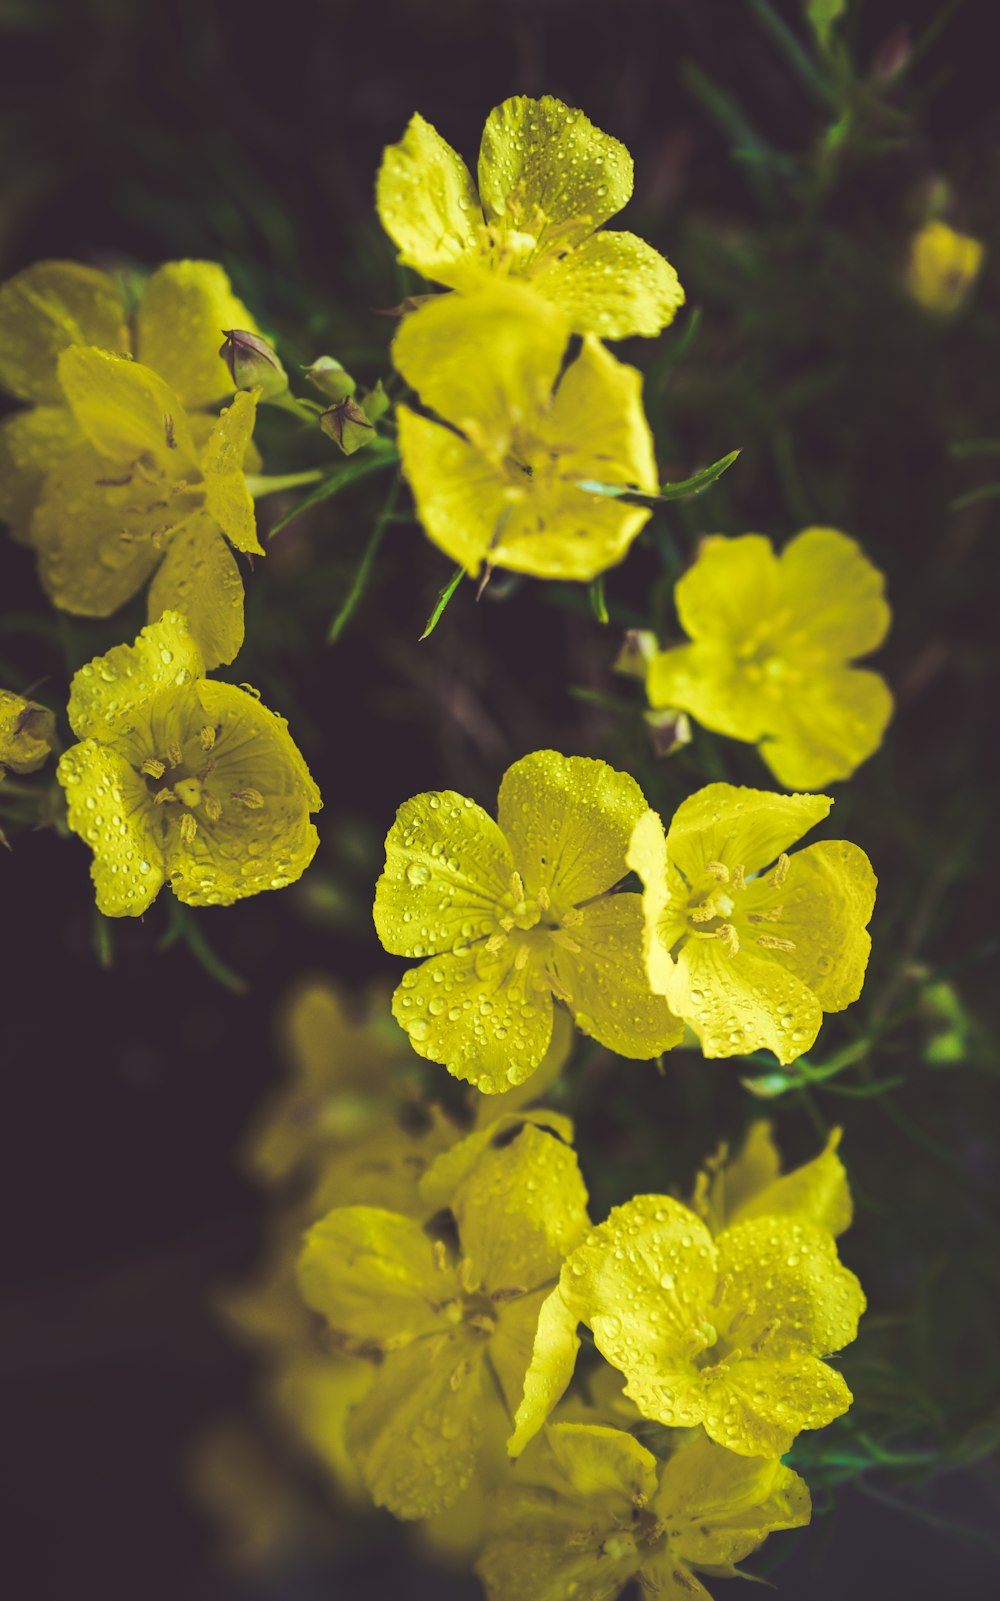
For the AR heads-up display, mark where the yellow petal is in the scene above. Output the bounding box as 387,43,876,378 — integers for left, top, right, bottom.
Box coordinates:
57,740,164,916
346,1336,487,1519
491,476,651,583
391,946,555,1092
702,1352,853,1457
136,260,260,408
0,261,127,404
532,229,684,338
397,404,511,571
420,1109,576,1214
392,282,568,440
274,1354,372,1503
297,1204,457,1347
647,641,772,741
376,112,481,285
694,1120,782,1232
655,1432,811,1566
477,96,633,232
498,750,648,906
200,389,263,554
716,1215,866,1358
778,527,891,661
669,937,823,1064
741,839,876,1011
147,512,245,669
472,1003,574,1128
758,666,893,790
373,788,514,958
664,782,831,881
57,346,198,468
549,892,684,1058
508,1288,581,1456
905,219,984,314
729,1127,853,1237
67,610,204,740
454,1122,590,1295
674,534,779,648
626,808,688,996
0,405,82,543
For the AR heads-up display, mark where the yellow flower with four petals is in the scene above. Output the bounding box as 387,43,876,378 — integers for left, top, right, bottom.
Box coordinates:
57,611,320,916
373,749,682,1093
378,95,684,339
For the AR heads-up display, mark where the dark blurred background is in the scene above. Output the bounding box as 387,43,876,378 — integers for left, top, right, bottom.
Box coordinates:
2,1,998,1597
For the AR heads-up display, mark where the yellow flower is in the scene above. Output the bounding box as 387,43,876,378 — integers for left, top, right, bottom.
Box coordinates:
478,1423,811,1601
296,1119,590,1518
373,749,683,1092
627,784,876,1064
692,1119,852,1238
646,530,893,790
377,95,684,339
0,690,56,776
0,257,260,545
56,611,320,915
31,346,261,668
393,283,658,581
511,1191,865,1460
905,219,984,314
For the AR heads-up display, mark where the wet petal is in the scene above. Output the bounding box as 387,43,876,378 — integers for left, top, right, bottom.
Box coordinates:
669,937,823,1064
664,782,831,881
778,528,891,662
391,946,555,1093
346,1335,487,1519
742,839,876,1011
200,389,262,554
716,1216,866,1359
67,611,204,741
508,1288,581,1455
626,808,688,995
702,1352,853,1458
498,750,648,906
494,478,651,582
478,96,633,232
147,512,245,668
57,740,164,917
297,1204,458,1348
373,789,514,958
549,892,683,1058
454,1122,589,1294
136,260,260,408
727,1127,853,1237
471,1004,574,1128
376,112,481,285
758,666,893,790
693,1121,781,1232
421,1109,575,1214
0,261,127,404
0,405,82,542
396,405,510,572
533,229,684,339
57,347,198,468
655,1432,811,1566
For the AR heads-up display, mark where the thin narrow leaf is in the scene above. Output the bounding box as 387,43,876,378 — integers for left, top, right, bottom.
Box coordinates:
268,443,399,537
328,477,401,642
419,566,465,641
589,575,609,624
647,307,702,391
575,449,740,505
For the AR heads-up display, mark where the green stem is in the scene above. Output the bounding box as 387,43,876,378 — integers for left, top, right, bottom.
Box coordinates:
328,476,402,643
245,470,324,498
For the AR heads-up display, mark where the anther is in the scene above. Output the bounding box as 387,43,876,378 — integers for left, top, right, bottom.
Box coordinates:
561,907,583,927
510,871,525,900
705,861,729,883
179,813,198,845
770,852,790,887
732,863,746,891
716,923,740,956
490,1285,527,1303
165,741,183,768
154,787,177,805
230,788,264,808
199,724,216,752
690,899,717,923
748,907,784,923
141,757,165,780
203,793,222,823
458,1257,479,1294
432,1239,449,1273
552,931,581,954
537,885,551,911
756,934,795,952
513,944,530,971
484,932,507,955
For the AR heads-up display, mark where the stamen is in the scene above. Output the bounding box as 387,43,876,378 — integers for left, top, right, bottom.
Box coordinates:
230,788,265,809
498,915,515,933
466,1314,496,1338
490,1285,527,1303
432,1239,449,1273
748,906,784,923
536,885,551,911
179,813,198,845
689,899,717,923
770,852,790,887
547,971,573,1004
705,861,729,883
154,787,177,806
165,741,183,768
141,757,165,780
561,907,583,927
756,934,795,952
732,863,746,891
203,793,222,823
458,1257,479,1294
199,724,216,752
551,930,581,955
510,871,525,901
484,931,507,955
513,944,530,971
716,923,740,956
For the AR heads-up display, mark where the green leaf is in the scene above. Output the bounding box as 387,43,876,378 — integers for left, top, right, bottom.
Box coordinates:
419,566,465,641
268,443,399,536
575,449,740,505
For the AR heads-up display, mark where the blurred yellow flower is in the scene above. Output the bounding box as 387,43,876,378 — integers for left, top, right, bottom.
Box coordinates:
905,219,984,314
479,1423,810,1601
692,1119,852,1238
0,689,55,776
0,258,260,544
378,95,683,339
393,284,658,582
57,611,320,915
627,784,876,1064
374,749,682,1092
31,347,261,667
646,529,893,790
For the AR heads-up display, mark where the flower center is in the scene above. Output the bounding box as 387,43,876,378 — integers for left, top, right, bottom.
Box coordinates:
136,722,263,843
678,855,796,959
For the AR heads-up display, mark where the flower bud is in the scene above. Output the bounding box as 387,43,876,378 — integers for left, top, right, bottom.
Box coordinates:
219,329,288,400
0,690,56,776
614,629,658,679
644,707,691,758
320,396,377,455
359,379,390,424
303,356,357,403
904,221,984,315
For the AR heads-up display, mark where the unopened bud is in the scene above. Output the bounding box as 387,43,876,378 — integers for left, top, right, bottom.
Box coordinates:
644,707,691,758
303,356,357,403
870,25,911,82
359,379,390,424
614,629,658,679
320,396,376,455
219,329,288,400
0,691,56,775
